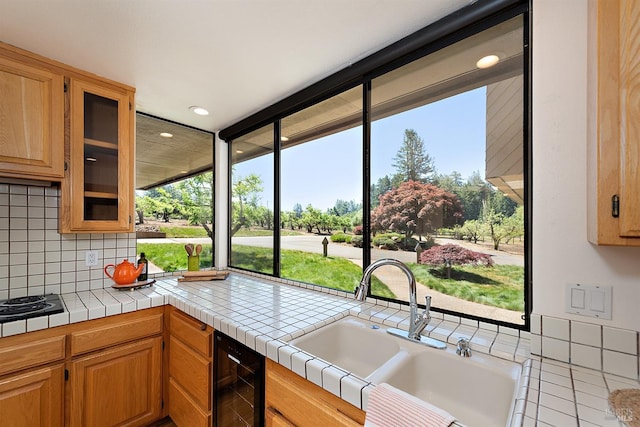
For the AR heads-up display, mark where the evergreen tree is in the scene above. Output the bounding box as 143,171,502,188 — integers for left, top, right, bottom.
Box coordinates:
392,129,435,183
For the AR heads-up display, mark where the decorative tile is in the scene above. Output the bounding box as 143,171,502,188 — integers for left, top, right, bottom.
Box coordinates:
570,343,601,370
571,321,601,347
603,350,638,379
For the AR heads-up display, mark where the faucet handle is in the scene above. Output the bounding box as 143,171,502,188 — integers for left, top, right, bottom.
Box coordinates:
424,295,432,312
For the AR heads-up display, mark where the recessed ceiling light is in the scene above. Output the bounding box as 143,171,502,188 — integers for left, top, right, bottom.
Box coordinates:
189,106,209,116
160,132,173,138
236,150,244,154
85,157,97,162
281,136,289,142
180,170,188,174
476,54,500,69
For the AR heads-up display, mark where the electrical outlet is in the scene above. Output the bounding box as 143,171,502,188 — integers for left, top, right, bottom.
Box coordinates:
85,250,99,267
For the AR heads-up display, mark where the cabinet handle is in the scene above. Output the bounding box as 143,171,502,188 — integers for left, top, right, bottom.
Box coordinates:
612,195,620,218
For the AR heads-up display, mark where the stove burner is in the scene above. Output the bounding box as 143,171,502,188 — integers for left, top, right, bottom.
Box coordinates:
0,294,64,323
1,295,46,306
0,302,51,317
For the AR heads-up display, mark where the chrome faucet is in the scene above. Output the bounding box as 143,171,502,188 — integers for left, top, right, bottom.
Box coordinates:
355,258,442,347
456,337,472,357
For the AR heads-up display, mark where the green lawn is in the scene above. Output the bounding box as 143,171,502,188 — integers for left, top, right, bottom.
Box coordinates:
231,245,396,298
137,241,522,311
137,243,212,271
159,225,209,238
408,262,524,311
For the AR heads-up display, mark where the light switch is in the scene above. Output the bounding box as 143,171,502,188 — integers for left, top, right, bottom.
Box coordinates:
590,290,605,312
565,283,612,320
570,288,585,309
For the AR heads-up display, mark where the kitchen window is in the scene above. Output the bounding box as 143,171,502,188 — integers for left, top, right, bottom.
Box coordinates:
223,2,530,329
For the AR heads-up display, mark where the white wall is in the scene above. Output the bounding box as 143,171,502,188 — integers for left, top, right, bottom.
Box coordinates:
532,0,640,331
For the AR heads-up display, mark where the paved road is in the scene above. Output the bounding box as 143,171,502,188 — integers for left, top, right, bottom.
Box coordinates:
138,235,523,266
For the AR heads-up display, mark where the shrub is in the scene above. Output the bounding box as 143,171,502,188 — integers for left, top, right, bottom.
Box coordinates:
331,233,351,243
419,243,493,278
372,237,398,250
419,243,493,266
353,225,363,235
351,235,363,248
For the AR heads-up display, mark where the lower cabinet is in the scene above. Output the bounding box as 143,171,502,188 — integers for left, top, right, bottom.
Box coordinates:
265,359,365,427
68,336,163,427
0,364,64,427
167,307,213,427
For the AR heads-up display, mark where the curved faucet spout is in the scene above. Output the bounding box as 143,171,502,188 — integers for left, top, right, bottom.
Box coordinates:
355,258,429,340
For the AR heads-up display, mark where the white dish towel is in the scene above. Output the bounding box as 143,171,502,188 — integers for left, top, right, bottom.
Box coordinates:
365,383,456,427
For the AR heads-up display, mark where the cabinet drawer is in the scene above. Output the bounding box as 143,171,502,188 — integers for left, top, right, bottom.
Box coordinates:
0,334,65,376
169,377,210,427
170,309,212,357
70,311,163,356
266,360,365,427
169,336,211,410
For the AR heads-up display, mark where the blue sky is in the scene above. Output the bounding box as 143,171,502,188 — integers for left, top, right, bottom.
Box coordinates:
234,87,487,211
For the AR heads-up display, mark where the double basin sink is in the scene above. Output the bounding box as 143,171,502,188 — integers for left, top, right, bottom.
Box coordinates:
289,316,526,427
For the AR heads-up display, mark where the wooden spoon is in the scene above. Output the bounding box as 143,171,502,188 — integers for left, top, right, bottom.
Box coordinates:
195,244,202,256
185,244,193,256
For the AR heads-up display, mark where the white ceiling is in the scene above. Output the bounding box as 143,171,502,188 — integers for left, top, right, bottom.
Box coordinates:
0,0,473,133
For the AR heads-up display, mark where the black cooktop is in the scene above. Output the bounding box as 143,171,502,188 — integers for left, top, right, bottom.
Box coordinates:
0,294,65,323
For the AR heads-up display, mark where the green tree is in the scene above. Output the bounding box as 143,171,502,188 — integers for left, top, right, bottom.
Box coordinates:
177,172,213,238
231,173,263,235
371,175,393,208
392,129,435,183
460,219,484,244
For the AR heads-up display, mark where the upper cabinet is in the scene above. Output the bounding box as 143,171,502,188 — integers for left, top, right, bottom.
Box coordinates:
588,0,640,246
0,41,136,233
60,78,134,233
0,48,64,180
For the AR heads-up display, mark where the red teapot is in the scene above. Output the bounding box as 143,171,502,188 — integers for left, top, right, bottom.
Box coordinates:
104,259,145,285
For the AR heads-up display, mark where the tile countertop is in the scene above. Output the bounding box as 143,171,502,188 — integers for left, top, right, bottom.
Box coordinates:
1,272,637,427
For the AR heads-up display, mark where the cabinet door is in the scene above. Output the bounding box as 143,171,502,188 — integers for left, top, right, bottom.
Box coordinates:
61,78,133,233
68,336,162,427
0,364,64,427
588,0,640,244
0,54,64,180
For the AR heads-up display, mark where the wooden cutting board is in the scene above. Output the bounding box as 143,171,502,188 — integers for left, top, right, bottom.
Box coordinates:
178,270,229,282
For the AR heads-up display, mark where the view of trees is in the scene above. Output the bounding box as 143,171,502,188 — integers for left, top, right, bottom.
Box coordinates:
135,171,213,238
137,128,523,253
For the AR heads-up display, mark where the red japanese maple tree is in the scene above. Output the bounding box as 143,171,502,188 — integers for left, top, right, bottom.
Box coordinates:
371,180,463,241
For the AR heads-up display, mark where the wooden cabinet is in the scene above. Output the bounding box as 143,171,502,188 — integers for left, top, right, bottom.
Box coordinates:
0,44,64,181
588,0,640,245
66,308,164,426
167,308,213,427
60,77,134,233
68,336,163,427
265,359,365,427
0,364,65,427
0,329,66,427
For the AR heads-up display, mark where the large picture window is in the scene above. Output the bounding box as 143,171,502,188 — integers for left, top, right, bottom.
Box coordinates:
225,6,529,328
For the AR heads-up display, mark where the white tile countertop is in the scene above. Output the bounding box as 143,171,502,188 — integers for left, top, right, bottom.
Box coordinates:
0,272,637,426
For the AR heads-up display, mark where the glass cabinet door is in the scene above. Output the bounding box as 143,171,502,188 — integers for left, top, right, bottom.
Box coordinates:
62,78,133,233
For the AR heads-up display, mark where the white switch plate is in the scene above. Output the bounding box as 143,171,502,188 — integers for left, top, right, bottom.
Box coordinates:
565,283,612,320
85,250,99,267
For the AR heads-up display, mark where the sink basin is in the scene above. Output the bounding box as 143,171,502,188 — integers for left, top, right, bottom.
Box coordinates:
288,316,402,379
376,349,523,427
289,315,525,426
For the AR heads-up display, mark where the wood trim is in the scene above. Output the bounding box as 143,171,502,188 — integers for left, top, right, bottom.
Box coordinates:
0,334,65,377
69,310,163,356
0,40,135,93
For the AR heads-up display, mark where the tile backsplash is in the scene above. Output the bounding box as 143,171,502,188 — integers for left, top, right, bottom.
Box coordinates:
531,313,640,380
0,183,136,299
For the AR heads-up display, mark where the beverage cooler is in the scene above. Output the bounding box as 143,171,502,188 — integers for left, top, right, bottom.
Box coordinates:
213,331,265,426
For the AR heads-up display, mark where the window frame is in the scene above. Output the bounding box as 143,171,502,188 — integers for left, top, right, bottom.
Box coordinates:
223,0,531,330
